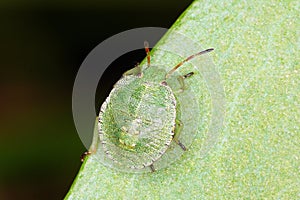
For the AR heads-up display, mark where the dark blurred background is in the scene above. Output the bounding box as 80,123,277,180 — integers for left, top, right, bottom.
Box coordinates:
0,1,193,199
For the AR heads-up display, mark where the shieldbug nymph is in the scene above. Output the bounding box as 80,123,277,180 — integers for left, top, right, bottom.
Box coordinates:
86,42,213,173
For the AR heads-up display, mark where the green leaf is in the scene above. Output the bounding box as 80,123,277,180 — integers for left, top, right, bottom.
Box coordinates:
65,0,300,199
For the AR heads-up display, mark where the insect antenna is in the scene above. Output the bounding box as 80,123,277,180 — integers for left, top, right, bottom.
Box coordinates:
165,48,214,79
144,41,150,67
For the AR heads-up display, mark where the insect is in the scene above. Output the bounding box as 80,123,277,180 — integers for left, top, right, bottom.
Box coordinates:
83,42,213,172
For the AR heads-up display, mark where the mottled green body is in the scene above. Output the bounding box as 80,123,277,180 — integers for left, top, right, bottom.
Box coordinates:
95,45,213,172
98,70,177,170
96,59,204,173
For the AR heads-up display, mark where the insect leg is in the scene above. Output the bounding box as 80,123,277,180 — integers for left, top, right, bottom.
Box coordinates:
144,41,150,67
173,119,187,151
183,72,194,79
80,117,100,162
177,72,194,92
150,164,156,172
80,151,91,162
123,62,143,77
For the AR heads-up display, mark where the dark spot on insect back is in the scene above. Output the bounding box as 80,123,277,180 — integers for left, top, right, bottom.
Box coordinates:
161,81,168,86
